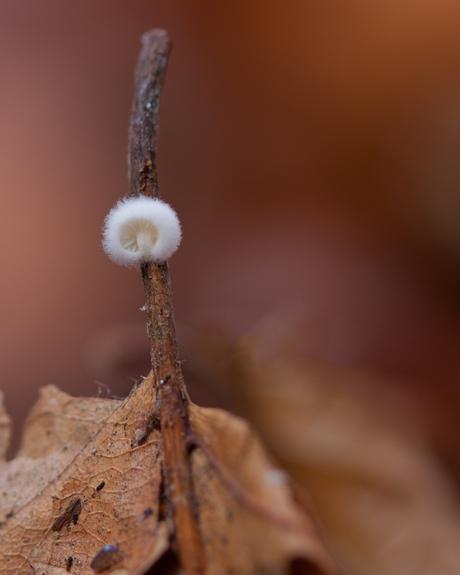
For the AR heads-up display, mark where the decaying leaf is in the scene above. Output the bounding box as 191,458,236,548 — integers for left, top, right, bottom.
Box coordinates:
189,405,339,575
0,377,168,574
0,385,118,527
222,335,460,575
0,374,340,574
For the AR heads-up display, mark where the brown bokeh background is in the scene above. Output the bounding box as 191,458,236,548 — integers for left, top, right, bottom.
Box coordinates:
1,0,460,471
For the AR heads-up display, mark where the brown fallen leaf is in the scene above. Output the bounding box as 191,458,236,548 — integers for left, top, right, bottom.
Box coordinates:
0,28,342,575
0,373,340,575
221,334,460,575
0,385,118,526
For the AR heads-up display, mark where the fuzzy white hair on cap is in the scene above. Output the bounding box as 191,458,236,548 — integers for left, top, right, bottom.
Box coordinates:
102,196,182,267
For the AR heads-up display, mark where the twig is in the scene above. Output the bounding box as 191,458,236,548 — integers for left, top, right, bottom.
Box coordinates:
128,29,206,575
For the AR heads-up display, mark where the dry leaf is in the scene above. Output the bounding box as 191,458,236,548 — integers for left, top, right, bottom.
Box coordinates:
223,335,460,575
189,405,338,575
0,374,341,574
0,378,167,575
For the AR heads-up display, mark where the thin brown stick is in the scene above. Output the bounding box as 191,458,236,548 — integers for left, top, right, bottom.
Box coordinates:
128,29,206,575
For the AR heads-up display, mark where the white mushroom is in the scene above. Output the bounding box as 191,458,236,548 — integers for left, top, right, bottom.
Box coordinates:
102,196,182,267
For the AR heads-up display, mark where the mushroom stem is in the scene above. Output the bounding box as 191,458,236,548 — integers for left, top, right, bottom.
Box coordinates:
137,229,155,258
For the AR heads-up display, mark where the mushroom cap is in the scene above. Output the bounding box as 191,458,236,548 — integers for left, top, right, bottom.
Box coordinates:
102,196,182,267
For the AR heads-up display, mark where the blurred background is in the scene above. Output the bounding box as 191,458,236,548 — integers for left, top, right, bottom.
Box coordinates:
1,0,460,489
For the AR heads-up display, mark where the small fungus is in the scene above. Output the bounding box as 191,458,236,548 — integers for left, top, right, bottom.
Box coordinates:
102,196,181,267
